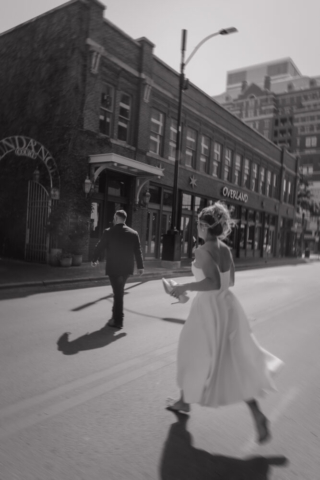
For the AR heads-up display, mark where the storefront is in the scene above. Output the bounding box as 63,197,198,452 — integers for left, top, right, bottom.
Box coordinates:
146,181,293,261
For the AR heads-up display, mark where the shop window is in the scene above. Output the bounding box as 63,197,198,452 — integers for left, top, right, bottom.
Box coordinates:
243,159,250,188
240,224,247,249
200,135,210,173
255,226,261,251
185,127,197,168
248,209,255,223
99,84,114,136
149,109,164,155
182,193,192,211
251,163,258,192
163,190,173,206
234,154,242,185
223,148,233,182
247,224,254,250
108,179,123,196
194,196,206,213
213,142,222,177
149,185,161,204
117,93,131,142
168,119,177,161
90,202,103,238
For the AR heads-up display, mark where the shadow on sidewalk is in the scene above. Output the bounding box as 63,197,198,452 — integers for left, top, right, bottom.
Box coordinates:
57,329,126,355
159,412,289,480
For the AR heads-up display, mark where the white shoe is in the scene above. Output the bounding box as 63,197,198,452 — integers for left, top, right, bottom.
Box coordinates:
162,278,189,303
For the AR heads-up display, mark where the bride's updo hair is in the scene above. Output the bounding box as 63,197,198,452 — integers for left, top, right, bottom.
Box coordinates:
198,201,234,239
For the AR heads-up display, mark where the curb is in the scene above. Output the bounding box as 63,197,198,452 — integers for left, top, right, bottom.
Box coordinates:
0,258,318,291
0,269,193,291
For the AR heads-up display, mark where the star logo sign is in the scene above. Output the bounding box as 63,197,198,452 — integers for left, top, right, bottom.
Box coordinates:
189,175,197,188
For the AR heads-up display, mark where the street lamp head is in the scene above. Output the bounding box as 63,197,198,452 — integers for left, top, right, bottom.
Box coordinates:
219,27,238,35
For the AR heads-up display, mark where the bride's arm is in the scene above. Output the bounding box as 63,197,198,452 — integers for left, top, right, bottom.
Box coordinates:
171,249,220,295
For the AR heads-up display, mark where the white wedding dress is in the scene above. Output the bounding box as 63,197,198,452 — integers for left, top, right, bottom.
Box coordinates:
177,259,283,407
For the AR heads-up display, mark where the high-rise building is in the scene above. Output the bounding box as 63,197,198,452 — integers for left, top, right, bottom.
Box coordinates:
214,58,320,250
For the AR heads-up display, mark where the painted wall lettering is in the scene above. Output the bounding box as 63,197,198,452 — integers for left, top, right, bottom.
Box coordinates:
221,186,248,203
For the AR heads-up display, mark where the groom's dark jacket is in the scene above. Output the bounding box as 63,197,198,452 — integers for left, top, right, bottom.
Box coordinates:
93,223,144,276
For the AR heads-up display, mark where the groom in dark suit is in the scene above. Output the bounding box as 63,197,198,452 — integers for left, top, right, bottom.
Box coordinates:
92,210,144,329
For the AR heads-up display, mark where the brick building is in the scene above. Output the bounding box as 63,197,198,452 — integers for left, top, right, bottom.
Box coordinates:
0,0,299,264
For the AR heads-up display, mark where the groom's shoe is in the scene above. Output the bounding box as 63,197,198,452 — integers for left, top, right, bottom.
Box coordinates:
106,318,123,330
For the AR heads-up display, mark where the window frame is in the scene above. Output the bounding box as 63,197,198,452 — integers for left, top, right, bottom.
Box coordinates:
212,142,222,177
117,93,131,143
223,147,233,182
99,83,115,137
200,135,210,173
149,108,165,156
243,158,250,188
234,154,242,186
185,127,197,168
251,163,258,192
168,118,178,161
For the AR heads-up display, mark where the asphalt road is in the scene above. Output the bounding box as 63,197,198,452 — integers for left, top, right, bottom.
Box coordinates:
0,263,320,480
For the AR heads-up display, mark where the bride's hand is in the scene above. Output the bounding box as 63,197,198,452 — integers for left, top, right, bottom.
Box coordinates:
170,284,187,298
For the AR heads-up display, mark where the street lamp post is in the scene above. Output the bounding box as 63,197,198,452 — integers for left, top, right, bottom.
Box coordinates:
162,27,238,266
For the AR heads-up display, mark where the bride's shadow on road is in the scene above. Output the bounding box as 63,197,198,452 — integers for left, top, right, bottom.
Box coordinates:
57,329,126,355
160,412,288,480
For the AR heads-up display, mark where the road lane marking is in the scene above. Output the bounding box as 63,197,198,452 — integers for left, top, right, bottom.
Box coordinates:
240,386,299,455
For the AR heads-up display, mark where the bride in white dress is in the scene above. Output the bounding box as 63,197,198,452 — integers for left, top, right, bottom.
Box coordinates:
167,202,283,443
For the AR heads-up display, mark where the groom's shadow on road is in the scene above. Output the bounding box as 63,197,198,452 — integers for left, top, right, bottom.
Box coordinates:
160,412,289,480
57,329,126,355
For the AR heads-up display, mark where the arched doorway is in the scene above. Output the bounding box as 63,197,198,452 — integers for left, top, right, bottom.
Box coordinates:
0,136,60,262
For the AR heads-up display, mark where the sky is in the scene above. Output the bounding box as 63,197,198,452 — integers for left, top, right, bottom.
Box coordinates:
1,0,320,97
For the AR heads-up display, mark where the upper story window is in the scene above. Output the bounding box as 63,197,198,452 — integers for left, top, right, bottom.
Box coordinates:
259,166,265,194
99,84,114,136
200,135,210,173
185,127,197,168
234,154,242,186
213,142,222,177
117,93,131,142
249,95,255,107
287,180,292,204
149,109,164,156
251,163,258,192
283,178,287,202
302,165,313,175
168,119,177,161
243,158,250,188
306,136,317,148
266,170,272,196
272,172,278,198
223,148,233,182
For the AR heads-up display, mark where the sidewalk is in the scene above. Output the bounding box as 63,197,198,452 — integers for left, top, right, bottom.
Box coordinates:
0,254,318,290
